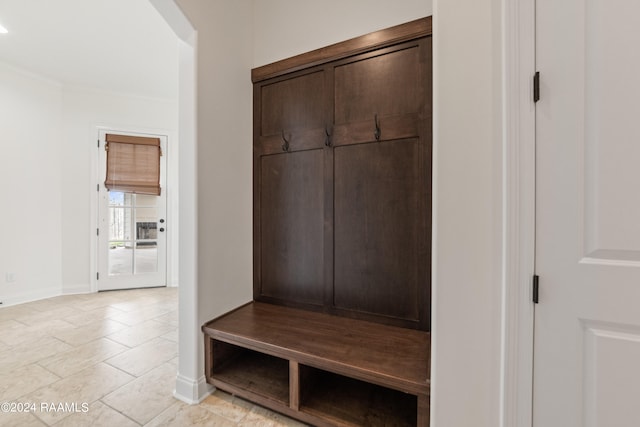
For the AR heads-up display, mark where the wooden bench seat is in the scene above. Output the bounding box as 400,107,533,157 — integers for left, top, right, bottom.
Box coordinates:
202,302,430,427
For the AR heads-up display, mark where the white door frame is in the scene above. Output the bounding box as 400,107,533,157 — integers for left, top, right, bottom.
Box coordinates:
501,0,536,426
90,124,177,293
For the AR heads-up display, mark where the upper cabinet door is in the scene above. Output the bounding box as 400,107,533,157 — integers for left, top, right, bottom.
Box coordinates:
254,67,330,308
332,38,431,330
257,69,329,155
333,40,430,147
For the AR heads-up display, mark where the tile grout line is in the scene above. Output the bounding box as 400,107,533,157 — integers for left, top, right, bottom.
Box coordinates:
99,398,144,427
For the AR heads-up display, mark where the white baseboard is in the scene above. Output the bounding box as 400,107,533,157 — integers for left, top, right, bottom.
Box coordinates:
0,286,61,308
62,284,93,295
173,374,213,404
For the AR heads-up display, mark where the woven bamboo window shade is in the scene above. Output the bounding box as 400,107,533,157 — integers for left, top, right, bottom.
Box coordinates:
104,134,162,195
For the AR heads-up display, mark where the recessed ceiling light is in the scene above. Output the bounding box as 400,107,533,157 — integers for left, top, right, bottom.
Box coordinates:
0,24,8,34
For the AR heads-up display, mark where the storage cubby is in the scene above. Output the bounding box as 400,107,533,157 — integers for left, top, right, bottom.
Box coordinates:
300,366,417,427
210,340,289,406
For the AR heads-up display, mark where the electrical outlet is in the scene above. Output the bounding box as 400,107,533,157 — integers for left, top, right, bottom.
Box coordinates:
5,273,15,283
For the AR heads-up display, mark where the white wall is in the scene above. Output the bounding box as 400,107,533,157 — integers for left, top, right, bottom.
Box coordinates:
172,0,254,401
431,0,504,426
173,0,255,321
61,85,179,293
0,62,179,306
252,0,432,67
0,63,64,305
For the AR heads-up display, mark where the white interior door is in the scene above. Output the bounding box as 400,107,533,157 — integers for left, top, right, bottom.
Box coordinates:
97,130,168,290
535,1,640,425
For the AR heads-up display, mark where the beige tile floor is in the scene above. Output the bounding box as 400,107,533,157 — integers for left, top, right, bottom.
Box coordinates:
0,287,306,427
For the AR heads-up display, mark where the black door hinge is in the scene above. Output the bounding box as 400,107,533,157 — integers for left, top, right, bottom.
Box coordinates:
97,272,99,280
532,275,540,304
533,71,540,103
97,139,100,148
96,228,99,236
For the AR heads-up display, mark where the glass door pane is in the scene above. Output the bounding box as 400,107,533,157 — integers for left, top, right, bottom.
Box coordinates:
107,193,160,276
134,195,159,274
108,192,133,275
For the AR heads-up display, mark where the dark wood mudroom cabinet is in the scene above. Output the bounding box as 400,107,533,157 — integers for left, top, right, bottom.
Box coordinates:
204,17,432,427
254,21,431,331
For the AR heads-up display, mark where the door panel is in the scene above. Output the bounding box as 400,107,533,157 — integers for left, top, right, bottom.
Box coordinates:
583,323,640,427
255,66,329,309
259,70,327,155
535,1,640,425
334,138,427,328
260,70,325,135
333,43,426,149
330,39,430,330
334,45,423,124
259,149,325,305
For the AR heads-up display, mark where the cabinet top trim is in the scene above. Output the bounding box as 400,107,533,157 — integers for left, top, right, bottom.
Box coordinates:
251,16,432,83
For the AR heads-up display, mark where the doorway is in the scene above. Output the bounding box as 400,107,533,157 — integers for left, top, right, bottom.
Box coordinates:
96,129,168,291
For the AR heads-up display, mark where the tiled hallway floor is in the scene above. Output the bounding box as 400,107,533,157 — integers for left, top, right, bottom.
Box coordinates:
0,287,305,427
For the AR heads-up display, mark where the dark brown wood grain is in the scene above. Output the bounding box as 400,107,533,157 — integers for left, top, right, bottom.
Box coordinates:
252,17,432,82
290,360,300,410
260,70,326,137
300,369,417,427
203,302,430,426
418,394,431,427
332,114,421,147
333,43,424,125
253,22,432,330
259,150,325,306
333,138,425,328
211,344,290,405
204,302,430,394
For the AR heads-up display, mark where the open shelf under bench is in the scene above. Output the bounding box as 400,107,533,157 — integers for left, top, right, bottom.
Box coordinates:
202,302,430,427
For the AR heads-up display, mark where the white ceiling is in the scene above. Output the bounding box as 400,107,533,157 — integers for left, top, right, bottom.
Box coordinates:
0,0,179,99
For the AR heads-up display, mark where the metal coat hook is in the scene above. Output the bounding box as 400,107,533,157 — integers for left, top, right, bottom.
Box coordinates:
374,114,381,141
325,126,332,147
281,130,290,152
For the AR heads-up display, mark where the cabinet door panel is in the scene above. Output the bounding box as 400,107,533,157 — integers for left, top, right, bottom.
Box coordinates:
334,45,423,126
259,150,325,305
261,70,326,137
334,138,427,324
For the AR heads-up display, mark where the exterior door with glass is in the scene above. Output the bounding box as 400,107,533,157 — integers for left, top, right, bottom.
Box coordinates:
97,130,167,290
